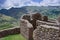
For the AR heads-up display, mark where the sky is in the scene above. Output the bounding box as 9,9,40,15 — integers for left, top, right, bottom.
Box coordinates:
0,0,60,9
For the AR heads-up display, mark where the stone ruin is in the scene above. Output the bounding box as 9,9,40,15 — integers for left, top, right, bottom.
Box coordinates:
33,20,60,40
20,13,60,40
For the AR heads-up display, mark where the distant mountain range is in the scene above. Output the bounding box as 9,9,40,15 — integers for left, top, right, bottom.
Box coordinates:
0,6,60,19
0,7,28,19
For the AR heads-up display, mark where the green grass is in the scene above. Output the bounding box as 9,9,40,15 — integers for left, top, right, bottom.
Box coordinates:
0,14,18,30
0,22,14,30
0,34,26,40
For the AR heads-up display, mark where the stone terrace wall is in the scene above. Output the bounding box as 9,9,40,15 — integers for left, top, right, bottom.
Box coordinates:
33,21,60,40
20,19,34,40
0,27,20,38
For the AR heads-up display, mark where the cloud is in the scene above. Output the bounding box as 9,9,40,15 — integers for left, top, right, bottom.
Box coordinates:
0,0,60,9
32,0,42,3
40,0,60,6
0,0,32,9
0,0,41,9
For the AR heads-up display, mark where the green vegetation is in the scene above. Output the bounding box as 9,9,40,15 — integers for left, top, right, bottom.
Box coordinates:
0,14,26,40
0,14,18,30
0,34,26,40
26,6,60,19
0,22,14,30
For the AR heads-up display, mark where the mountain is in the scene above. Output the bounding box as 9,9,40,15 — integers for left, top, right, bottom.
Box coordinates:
0,14,16,22
0,6,60,19
0,7,28,19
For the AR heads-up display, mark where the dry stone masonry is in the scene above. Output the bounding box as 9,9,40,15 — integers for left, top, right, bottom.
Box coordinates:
0,27,20,38
20,19,33,40
20,13,60,40
33,25,60,40
33,20,60,40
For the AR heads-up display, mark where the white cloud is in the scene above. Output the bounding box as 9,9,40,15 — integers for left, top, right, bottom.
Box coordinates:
1,0,13,9
0,0,32,9
26,1,40,6
0,0,60,9
40,0,60,6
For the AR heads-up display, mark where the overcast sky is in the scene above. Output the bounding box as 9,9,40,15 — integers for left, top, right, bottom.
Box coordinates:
0,0,60,9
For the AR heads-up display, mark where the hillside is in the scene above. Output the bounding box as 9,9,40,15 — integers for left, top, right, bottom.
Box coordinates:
23,6,60,19
0,14,17,30
0,7,28,19
0,6,60,19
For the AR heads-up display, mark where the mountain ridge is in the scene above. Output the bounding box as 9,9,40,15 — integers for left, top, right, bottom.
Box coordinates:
0,6,60,19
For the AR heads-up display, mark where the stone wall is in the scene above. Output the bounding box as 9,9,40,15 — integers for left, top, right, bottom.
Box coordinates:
33,20,60,40
20,19,34,40
20,13,60,40
0,27,20,38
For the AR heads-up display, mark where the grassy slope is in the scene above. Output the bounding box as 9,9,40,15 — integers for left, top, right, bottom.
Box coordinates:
0,14,17,30
0,34,26,40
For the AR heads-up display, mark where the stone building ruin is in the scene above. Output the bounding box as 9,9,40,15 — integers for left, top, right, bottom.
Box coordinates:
20,13,60,40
